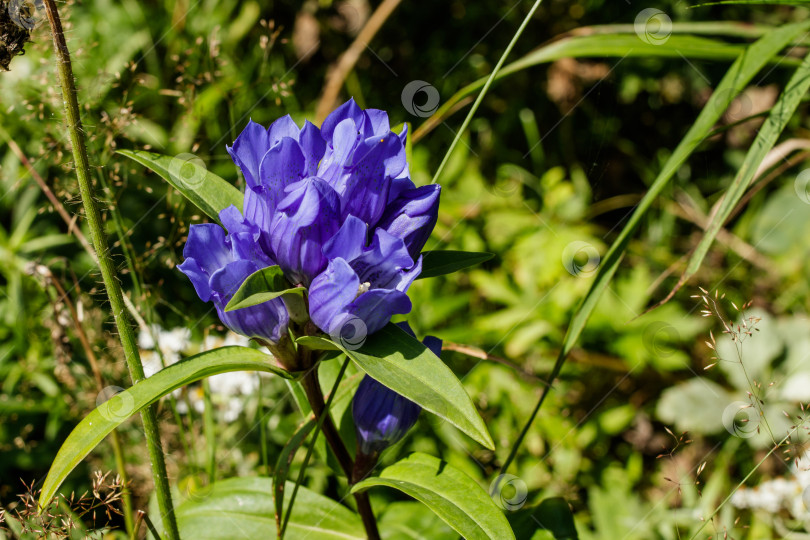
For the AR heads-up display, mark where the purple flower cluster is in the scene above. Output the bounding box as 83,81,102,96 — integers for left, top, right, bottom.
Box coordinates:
179,99,440,349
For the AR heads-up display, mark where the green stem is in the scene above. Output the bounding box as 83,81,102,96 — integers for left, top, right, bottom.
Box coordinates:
41,2,180,538
298,352,379,540
202,379,217,483
110,430,136,535
431,0,545,184
259,376,269,476
280,358,350,539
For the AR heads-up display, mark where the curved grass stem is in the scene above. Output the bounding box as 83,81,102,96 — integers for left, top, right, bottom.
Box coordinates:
431,0,545,184
41,1,179,538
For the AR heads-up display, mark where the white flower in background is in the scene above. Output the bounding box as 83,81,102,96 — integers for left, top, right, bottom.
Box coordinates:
139,325,192,376
139,326,262,421
731,449,810,518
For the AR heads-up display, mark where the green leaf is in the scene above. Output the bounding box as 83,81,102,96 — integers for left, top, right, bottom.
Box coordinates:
274,419,316,533
494,19,810,478
508,498,579,540
413,29,802,142
418,250,494,280
157,477,365,540
296,335,342,351
675,47,810,292
331,324,494,449
352,453,514,540
39,346,291,508
118,149,243,223
224,265,303,312
378,502,457,539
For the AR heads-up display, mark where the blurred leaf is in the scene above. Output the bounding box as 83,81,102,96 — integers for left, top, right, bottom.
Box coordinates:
508,498,579,540
656,378,731,434
414,30,803,141
155,477,365,539
496,19,810,476
118,149,243,224
225,265,303,312
418,250,495,280
40,346,292,507
352,453,515,540
676,48,810,293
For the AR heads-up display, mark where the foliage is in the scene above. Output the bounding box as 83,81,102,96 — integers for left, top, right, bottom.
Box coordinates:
3,0,810,538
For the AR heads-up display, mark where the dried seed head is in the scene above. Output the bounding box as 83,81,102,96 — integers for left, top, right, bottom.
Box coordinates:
0,0,36,71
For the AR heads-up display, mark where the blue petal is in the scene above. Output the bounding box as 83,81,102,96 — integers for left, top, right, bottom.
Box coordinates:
308,257,360,333
352,375,421,454
378,184,441,259
209,259,261,303
347,289,412,336
299,121,327,176
320,98,363,141
227,119,270,188
339,132,405,226
267,115,301,146
270,177,342,285
317,117,359,189
422,336,443,358
364,109,390,135
182,224,231,279
243,187,274,254
178,257,214,302
352,229,416,289
323,215,368,263
258,137,307,212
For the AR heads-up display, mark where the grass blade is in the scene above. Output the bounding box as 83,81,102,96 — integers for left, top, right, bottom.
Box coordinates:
668,47,810,300
494,19,810,479
414,32,801,142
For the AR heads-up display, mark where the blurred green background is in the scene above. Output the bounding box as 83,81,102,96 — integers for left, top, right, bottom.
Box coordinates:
2,0,810,538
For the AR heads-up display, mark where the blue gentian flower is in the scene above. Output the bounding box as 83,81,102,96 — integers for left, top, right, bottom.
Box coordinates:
179,99,440,356
229,99,440,334
352,322,441,456
178,206,289,344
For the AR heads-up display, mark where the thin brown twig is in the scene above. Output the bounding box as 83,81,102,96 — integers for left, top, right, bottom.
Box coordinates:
315,0,403,123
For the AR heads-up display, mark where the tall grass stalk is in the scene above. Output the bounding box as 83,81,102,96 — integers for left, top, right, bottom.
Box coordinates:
41,1,180,537
430,0,545,184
